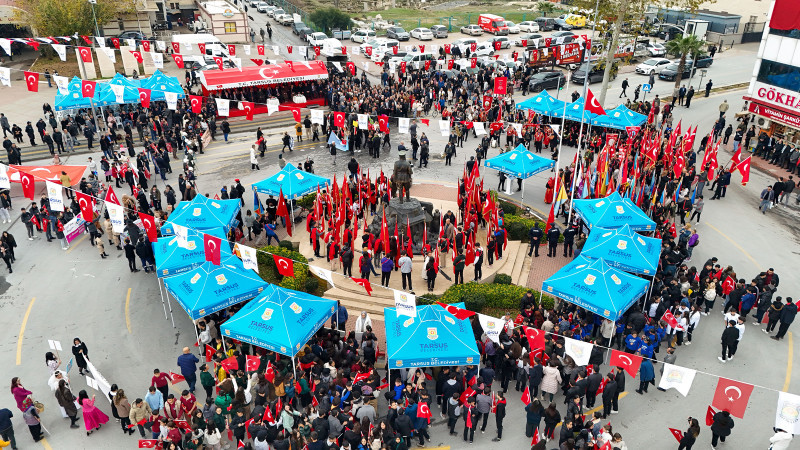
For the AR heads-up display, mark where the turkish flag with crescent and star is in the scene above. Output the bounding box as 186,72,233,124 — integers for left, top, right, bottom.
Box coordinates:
609,349,642,377
273,254,294,277
351,277,373,296
205,344,215,362
76,192,95,222
712,378,754,418
706,405,716,426
241,102,254,121
228,44,236,56
111,38,120,49
81,80,96,98
140,40,150,52
245,355,259,372
221,356,238,372
19,171,35,200
138,439,159,448
291,108,301,122
436,302,476,320
78,47,93,63
257,44,265,55
130,50,143,63
169,372,185,384
213,56,224,70
172,41,180,53
584,88,607,115
334,112,345,128
105,186,120,205
418,403,432,423
138,88,152,108
736,156,752,185
189,95,203,113
523,326,545,352
286,60,295,72
171,54,184,68
204,233,222,265
24,71,39,92
521,386,531,405
378,115,389,133
138,212,158,243
669,428,683,442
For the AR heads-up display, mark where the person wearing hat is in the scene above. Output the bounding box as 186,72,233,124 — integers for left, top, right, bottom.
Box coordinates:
768,427,793,450
546,224,560,257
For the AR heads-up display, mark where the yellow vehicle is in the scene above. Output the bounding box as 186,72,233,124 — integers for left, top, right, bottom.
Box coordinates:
560,14,587,29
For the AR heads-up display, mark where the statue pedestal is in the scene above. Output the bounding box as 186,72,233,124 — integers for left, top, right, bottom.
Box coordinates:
368,197,436,252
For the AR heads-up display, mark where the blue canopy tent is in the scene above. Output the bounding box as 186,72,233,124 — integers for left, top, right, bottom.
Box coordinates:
164,259,268,320
516,90,566,115
252,164,331,200
384,302,480,369
590,105,647,129
160,195,241,235
580,225,661,275
542,256,650,321
54,77,112,111
551,97,597,123
483,144,554,201
153,227,230,278
572,191,656,231
220,285,337,358
139,69,186,101
108,72,141,88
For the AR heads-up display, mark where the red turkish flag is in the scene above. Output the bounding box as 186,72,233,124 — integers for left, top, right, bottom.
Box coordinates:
440,44,449,54
198,43,206,54
669,428,683,443
521,386,531,405
392,46,398,54
19,171,35,200
493,77,507,95
228,44,236,56
673,153,685,178
347,61,356,75
265,361,275,383
470,42,477,52
251,58,264,66
342,46,347,55
334,112,345,128
189,95,203,113
138,440,159,448
712,378,753,418
263,405,275,422
80,35,92,45
205,344,215,362
609,349,642,377
130,50,143,63
400,61,407,73
213,56,223,70
23,71,39,92
736,156,751,185
241,102,254,121
706,405,716,426
285,60,295,72
523,326,545,352
203,233,222,265
470,57,477,68
544,37,552,47
245,355,260,372
138,88,152,108
273,254,294,277
447,59,454,70
169,371,185,385
418,403,432,422
287,45,293,53
585,88,607,115
378,115,389,133
425,60,431,70
493,40,501,51
351,277,373,296
76,192,95,222
138,212,158,243
521,39,528,48
81,80,96,98
237,440,245,450
436,302,476,320
78,47,93,63
111,38,120,49
353,370,371,384
105,187,121,205
291,108,301,122
314,46,321,56
140,40,151,52
171,54,184,68
172,41,181,53
257,45,265,55
662,310,681,330
221,356,238,371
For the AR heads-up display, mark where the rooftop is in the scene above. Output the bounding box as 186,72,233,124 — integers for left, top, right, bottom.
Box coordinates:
199,0,242,15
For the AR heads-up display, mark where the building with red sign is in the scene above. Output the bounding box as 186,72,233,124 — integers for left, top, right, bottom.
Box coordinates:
744,0,800,141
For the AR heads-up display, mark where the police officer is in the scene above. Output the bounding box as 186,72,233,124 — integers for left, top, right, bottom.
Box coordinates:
528,225,543,257
547,223,560,258
563,226,576,258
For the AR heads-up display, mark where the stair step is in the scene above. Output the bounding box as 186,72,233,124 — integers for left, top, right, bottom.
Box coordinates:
508,243,527,283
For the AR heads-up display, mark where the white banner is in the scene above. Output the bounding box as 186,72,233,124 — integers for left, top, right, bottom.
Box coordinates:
231,57,242,71
126,38,136,50
658,363,696,396
332,62,343,73
95,36,105,47
151,52,163,69
0,67,10,87
358,114,369,129
272,45,280,55
54,75,69,95
266,99,279,116
164,91,178,110
309,265,335,287
0,164,9,189
234,243,259,273
109,84,124,104
106,202,125,233
156,40,166,51
775,391,800,434
362,61,369,72
550,124,561,137
86,361,112,404
52,44,67,61
0,39,10,57
394,290,417,318
563,337,593,366
311,109,324,125
438,120,450,137
474,122,486,136
101,47,116,63
215,98,230,116
512,123,522,135
398,117,410,135
173,224,190,248
478,313,502,343
352,46,360,55
46,181,65,212
244,45,251,56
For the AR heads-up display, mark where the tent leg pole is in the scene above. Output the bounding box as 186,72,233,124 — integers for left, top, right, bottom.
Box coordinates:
193,321,201,354
605,326,614,364
641,275,654,310
222,335,227,354
157,276,168,320
163,279,175,328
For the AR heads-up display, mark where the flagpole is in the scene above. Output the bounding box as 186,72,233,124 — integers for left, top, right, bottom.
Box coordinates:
552,75,572,179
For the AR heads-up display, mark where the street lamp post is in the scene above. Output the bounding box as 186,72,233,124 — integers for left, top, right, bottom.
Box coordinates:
88,0,101,39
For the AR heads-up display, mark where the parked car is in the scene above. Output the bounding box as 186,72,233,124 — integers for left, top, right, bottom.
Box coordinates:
571,61,618,84
472,42,495,57
460,24,483,36
307,32,328,45
528,70,567,92
646,42,666,56
503,21,520,34
553,18,573,31
387,26,410,41
658,62,696,81
248,0,259,7
275,14,294,25
256,2,269,13
551,30,577,42
692,55,714,68
292,22,311,35
534,17,556,32
410,27,434,40
451,38,478,55
430,24,449,38
518,21,540,33
515,33,542,46
268,8,284,18
350,29,376,43
110,30,152,47
635,57,671,75
487,36,511,49
559,14,586,28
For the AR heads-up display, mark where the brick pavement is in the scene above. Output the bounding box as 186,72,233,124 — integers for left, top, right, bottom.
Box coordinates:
525,246,572,290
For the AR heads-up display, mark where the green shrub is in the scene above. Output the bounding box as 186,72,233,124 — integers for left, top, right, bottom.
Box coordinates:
507,221,529,241
434,282,555,313
279,240,294,251
304,276,321,294
493,273,512,285
462,289,487,312
296,193,317,210
257,245,314,293
498,198,519,215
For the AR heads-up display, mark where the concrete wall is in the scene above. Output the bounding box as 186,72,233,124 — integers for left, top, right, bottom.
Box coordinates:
707,31,743,46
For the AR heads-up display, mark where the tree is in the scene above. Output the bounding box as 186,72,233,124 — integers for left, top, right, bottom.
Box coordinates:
665,34,705,88
309,7,352,34
13,0,134,36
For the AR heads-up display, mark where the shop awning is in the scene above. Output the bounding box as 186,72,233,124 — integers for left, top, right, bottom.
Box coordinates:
199,60,329,90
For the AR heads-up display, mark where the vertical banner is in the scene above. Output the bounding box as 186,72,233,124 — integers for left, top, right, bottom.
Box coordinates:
46,181,65,212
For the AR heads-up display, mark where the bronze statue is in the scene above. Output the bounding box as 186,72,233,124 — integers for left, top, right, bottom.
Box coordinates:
392,152,413,204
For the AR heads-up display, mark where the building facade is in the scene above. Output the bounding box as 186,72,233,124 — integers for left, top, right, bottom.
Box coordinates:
195,0,249,44
745,0,800,143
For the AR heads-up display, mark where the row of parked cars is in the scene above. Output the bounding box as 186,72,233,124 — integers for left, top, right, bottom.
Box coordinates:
635,56,714,81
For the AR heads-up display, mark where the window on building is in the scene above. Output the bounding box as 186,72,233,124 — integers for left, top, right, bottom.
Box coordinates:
757,59,800,92
749,16,758,23
224,22,237,33
170,2,179,8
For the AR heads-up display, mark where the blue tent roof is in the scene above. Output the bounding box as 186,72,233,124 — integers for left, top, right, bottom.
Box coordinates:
54,77,113,111
483,144,555,179
220,285,337,357
572,191,656,231
252,164,331,200
542,256,650,321
516,90,566,115
109,73,141,88
164,260,268,320
385,302,480,369
590,105,647,129
153,227,230,278
160,195,241,235
139,69,186,101
580,225,661,275
551,97,596,123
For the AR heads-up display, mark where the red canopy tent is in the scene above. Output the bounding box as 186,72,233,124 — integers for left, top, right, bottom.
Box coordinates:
199,61,329,117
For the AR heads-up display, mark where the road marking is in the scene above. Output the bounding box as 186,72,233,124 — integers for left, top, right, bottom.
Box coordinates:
65,234,88,254
40,438,52,450
16,297,36,365
125,288,132,334
705,222,762,271
783,332,793,392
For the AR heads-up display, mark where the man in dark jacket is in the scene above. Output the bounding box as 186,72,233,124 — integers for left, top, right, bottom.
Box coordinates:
394,408,414,447
558,420,574,445
124,237,138,272
612,369,625,413
710,410,734,448
601,373,616,418
719,320,739,362
528,359,544,398
492,391,506,442
773,297,797,340
585,366,603,409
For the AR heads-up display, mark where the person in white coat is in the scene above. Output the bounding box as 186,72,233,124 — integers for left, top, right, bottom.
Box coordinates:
354,311,372,334
769,428,792,450
250,145,260,171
